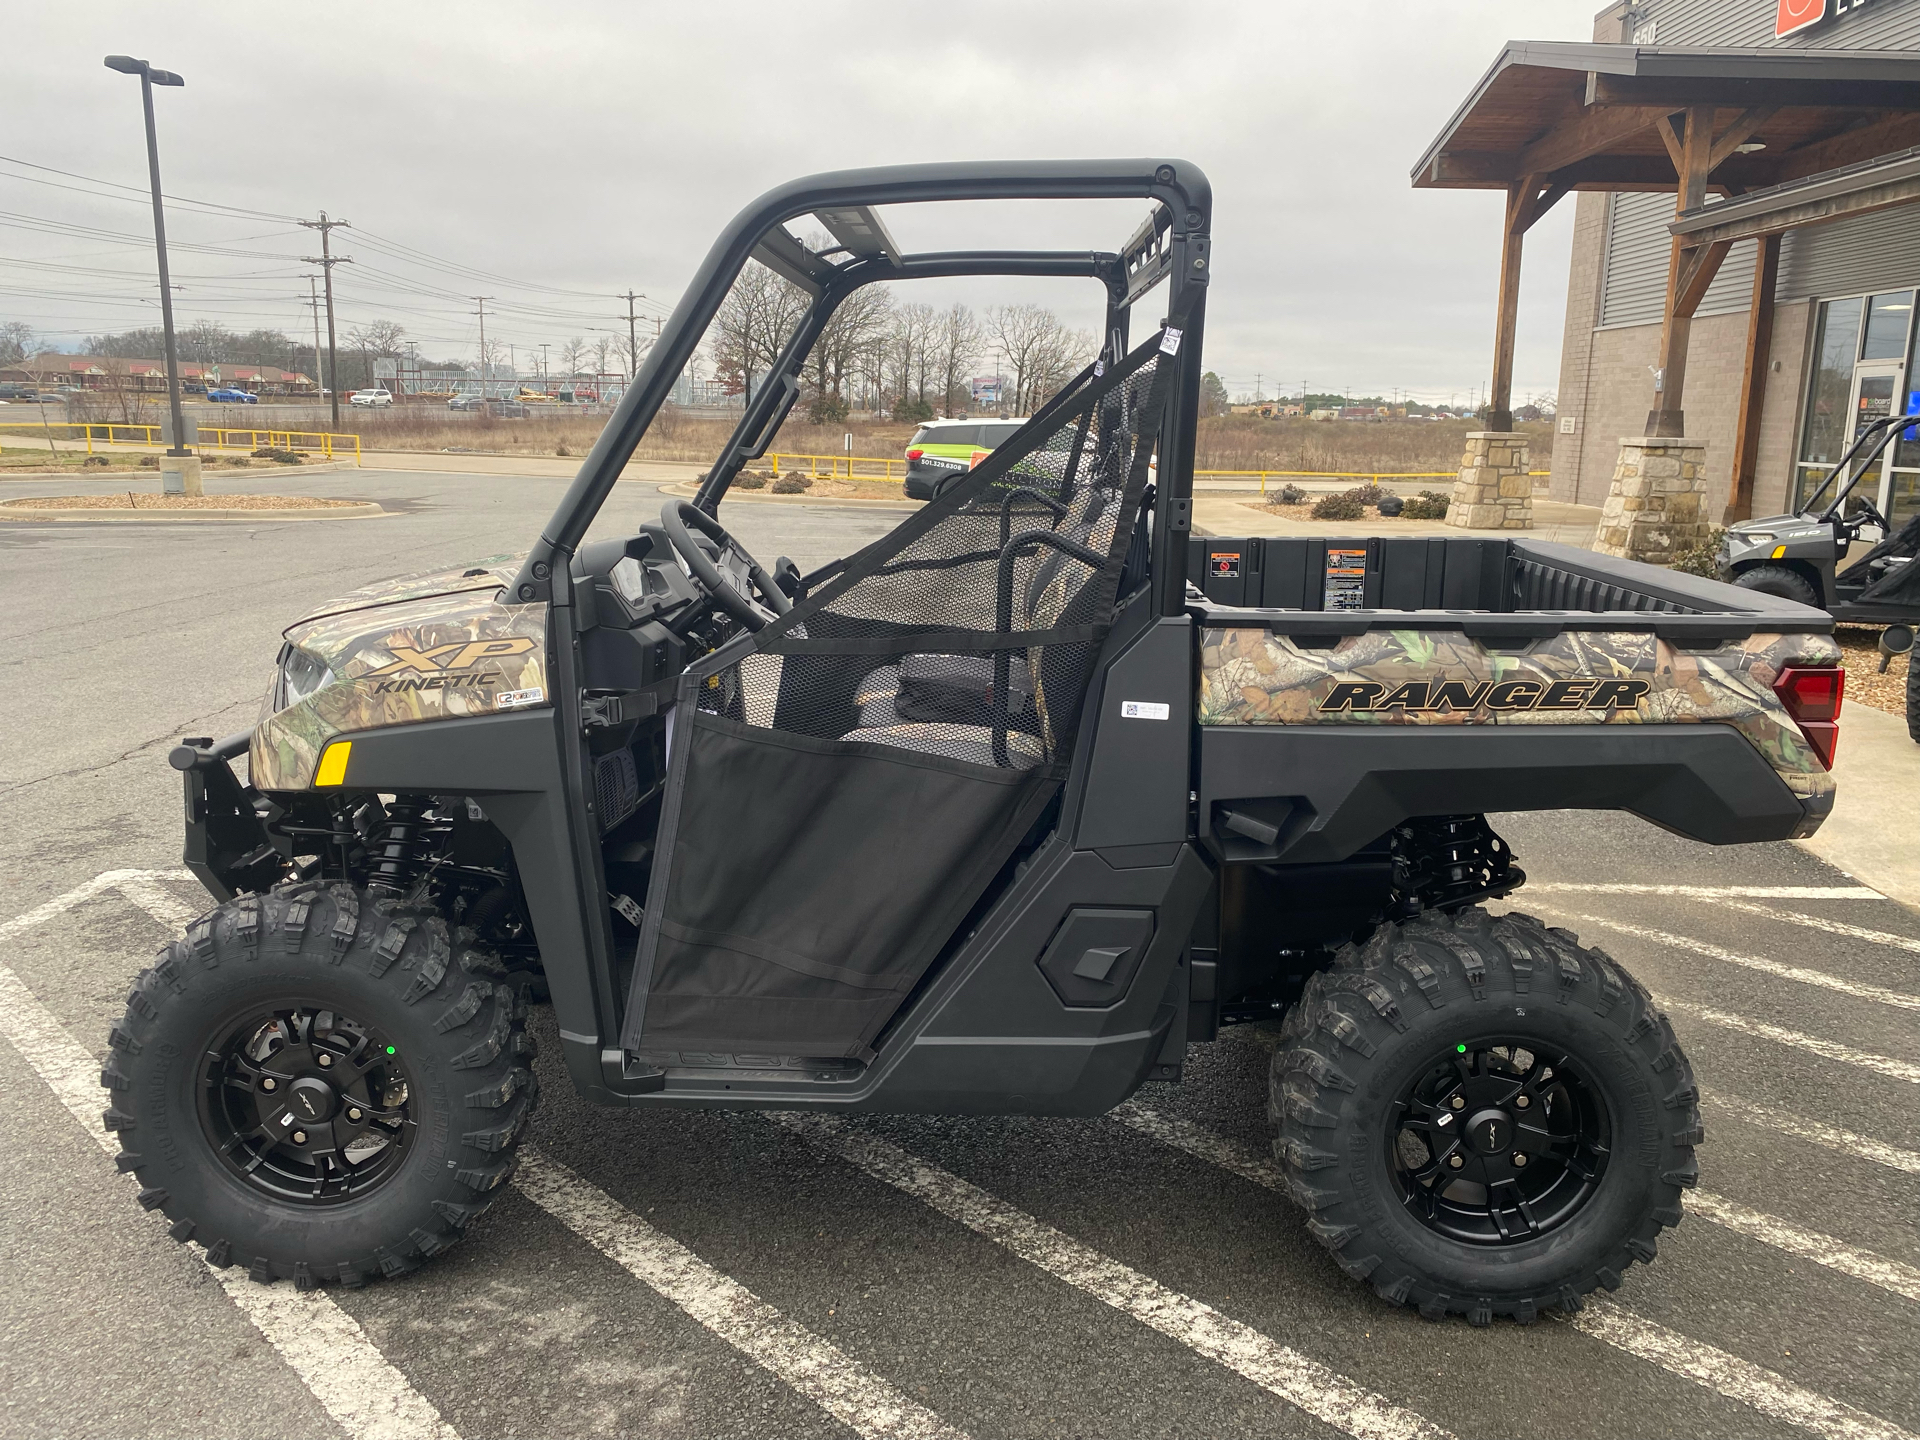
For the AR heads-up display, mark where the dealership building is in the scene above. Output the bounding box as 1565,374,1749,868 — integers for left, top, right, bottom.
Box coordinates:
1419,0,1920,556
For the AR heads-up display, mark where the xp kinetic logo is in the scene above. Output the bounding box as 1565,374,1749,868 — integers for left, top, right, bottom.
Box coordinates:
1777,0,1878,39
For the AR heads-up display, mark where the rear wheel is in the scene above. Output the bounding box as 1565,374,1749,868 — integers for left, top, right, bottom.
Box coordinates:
1270,907,1698,1324
103,881,537,1287
1733,564,1819,606
1907,656,1919,744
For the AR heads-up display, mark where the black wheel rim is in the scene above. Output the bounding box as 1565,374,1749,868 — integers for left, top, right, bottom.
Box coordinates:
1386,1038,1611,1246
197,1002,416,1205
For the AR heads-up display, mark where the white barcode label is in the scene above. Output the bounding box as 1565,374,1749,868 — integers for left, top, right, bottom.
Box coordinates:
1159,328,1183,355
1121,700,1171,720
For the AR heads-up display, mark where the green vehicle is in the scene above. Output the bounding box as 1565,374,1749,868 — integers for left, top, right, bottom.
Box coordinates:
904,417,1029,499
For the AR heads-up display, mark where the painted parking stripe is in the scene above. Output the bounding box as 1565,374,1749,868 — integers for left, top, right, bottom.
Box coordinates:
0,867,186,943
1569,1302,1918,1440
114,870,198,929
1652,993,1920,1085
1714,898,1920,957
515,1151,967,1440
1700,1087,1920,1177
0,954,461,1440
1685,1191,1920,1304
1114,1103,1920,1304
1527,884,1886,901
773,1114,1454,1440
1540,909,1920,1012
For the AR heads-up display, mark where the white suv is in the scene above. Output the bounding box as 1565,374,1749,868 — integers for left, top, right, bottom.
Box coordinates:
349,389,394,408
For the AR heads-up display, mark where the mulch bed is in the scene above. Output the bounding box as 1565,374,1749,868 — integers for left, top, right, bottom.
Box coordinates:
1837,626,1911,720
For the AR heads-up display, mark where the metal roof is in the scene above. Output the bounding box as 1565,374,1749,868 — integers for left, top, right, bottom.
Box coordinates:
1414,41,1920,193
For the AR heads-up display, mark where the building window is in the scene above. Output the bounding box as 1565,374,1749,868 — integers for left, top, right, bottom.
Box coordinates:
1796,290,1919,513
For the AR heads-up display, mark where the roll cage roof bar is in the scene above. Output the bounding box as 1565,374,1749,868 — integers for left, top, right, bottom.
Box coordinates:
509,159,1211,618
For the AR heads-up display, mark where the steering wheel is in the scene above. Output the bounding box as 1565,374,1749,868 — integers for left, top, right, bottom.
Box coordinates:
658,500,792,631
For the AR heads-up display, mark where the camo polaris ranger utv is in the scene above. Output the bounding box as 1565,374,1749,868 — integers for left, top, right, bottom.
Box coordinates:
109,161,1844,1324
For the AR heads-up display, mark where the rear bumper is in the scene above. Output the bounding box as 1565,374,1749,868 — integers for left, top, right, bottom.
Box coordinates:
1197,722,1826,864
903,460,966,500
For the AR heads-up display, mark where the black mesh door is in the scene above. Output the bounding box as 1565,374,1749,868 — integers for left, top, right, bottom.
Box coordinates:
621,335,1172,1060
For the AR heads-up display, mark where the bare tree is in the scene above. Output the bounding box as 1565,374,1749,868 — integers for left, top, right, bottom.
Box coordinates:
591,334,615,377
887,302,936,419
987,304,1094,414
558,336,589,381
711,261,810,402
346,320,406,392
811,284,892,406
0,320,34,366
934,304,981,416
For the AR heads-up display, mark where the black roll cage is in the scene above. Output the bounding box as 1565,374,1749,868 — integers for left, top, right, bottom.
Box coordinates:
507,159,1212,619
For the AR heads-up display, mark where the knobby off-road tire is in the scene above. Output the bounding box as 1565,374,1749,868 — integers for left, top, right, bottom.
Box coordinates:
1732,564,1820,607
1270,907,1700,1325
102,881,538,1287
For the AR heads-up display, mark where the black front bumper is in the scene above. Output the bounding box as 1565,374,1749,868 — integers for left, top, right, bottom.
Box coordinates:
172,731,285,900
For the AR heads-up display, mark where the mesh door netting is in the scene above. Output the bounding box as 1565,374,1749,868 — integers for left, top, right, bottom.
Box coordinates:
623,334,1171,1060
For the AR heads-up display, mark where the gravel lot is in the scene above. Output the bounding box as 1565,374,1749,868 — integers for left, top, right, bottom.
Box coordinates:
2,466,1914,1440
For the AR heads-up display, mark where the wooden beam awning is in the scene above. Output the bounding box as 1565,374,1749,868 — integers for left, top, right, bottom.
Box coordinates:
1414,41,1920,196
1670,144,1920,246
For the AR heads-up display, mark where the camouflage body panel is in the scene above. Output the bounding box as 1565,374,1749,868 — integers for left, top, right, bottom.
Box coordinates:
1197,626,1840,802
251,564,549,791
292,555,524,625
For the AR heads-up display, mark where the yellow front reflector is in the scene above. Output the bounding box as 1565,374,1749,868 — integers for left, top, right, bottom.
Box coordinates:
314,741,351,787
1771,544,1788,559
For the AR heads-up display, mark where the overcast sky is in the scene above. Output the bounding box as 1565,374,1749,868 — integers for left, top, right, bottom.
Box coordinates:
4,1,1606,405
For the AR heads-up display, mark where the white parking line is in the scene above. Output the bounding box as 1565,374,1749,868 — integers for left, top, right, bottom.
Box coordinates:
114,871,197,929
0,867,186,943
1700,1088,1920,1176
0,954,461,1440
1540,909,1920,1012
1685,1192,1920,1304
1714,899,1920,958
1652,994,1920,1085
1569,1302,1919,1440
1527,884,1886,900
515,1151,967,1440
1113,1103,1920,1307
773,1114,1454,1440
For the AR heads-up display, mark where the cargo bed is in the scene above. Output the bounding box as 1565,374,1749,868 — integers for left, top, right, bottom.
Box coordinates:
1185,535,1840,861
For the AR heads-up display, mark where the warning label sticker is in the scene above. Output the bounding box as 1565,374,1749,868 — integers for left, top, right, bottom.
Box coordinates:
1323,548,1368,611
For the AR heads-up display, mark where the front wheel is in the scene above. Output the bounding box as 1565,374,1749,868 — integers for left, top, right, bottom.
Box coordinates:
1271,908,1699,1324
1732,563,1819,606
103,882,538,1287
1906,656,1918,744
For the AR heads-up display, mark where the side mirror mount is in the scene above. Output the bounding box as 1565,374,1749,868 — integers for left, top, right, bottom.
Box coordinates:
772,556,804,601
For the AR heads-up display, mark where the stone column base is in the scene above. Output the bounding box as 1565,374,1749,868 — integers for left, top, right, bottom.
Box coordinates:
1594,436,1707,563
159,454,203,497
1445,431,1532,529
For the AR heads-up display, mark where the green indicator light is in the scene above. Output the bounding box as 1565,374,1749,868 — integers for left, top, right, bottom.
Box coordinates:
1456,1044,1468,1053
385,1045,396,1055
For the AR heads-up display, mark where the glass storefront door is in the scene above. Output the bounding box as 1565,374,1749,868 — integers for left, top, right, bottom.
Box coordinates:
1848,365,1902,533
1797,290,1917,518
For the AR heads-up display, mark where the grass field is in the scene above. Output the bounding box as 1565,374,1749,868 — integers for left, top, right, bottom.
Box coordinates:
309,407,1555,478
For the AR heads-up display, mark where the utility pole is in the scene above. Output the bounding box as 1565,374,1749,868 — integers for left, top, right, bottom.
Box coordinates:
298,211,351,428
539,342,549,391
620,291,646,380
471,297,494,398
305,277,324,404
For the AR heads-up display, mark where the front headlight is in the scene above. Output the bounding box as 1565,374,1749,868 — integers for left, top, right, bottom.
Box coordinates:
1740,532,1776,548
277,645,336,709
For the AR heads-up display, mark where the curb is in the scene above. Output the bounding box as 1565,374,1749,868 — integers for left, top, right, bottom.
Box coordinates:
0,458,361,481
0,500,389,523
659,479,920,511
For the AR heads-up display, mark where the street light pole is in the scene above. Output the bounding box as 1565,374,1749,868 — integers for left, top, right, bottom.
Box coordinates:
104,55,188,456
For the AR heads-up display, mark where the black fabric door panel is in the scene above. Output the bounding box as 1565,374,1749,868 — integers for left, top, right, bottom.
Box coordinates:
643,713,1053,1056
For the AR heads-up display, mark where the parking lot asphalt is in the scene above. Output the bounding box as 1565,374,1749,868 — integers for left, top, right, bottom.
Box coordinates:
1,466,1915,1440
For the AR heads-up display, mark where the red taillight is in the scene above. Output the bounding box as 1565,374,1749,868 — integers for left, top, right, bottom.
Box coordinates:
1774,665,1844,770
906,448,923,460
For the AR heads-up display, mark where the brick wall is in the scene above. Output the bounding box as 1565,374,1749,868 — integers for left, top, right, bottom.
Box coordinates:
1559,297,1813,518
1548,191,1609,505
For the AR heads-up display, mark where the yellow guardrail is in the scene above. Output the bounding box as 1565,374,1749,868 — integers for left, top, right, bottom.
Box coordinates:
0,420,162,449
0,420,360,465
201,428,362,465
766,452,907,481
